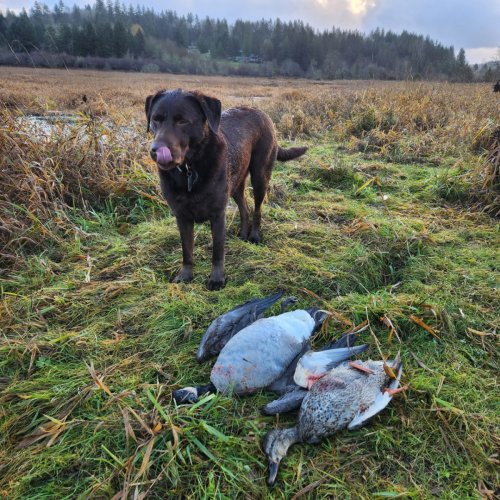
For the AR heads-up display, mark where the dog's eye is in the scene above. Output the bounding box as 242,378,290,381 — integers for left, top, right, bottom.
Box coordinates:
176,117,190,126
152,114,164,123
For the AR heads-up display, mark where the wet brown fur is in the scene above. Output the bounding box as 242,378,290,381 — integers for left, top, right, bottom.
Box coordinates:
145,89,307,290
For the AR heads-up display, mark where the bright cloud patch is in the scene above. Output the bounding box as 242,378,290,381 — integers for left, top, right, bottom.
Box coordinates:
347,0,376,15
465,47,499,64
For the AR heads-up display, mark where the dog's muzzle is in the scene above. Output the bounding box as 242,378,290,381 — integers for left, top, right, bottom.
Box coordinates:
150,145,173,165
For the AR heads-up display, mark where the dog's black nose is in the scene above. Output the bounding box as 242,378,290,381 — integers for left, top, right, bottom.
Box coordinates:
150,144,158,161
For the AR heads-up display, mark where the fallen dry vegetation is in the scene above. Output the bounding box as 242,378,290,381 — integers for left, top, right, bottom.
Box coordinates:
0,68,498,498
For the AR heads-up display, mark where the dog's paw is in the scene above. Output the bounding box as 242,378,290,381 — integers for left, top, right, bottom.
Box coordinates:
238,228,249,241
207,276,226,291
173,268,193,283
248,232,262,244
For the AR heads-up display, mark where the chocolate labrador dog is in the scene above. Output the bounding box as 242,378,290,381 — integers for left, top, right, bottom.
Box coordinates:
145,89,307,290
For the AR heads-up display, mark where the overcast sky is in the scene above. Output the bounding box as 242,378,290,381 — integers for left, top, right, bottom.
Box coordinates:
2,0,499,63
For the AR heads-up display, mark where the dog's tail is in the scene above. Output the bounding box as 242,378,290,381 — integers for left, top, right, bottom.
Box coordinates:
277,146,308,162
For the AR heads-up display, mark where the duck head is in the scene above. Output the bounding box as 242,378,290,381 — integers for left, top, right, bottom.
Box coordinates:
172,386,199,404
263,427,299,486
306,308,330,333
172,382,216,405
279,296,298,313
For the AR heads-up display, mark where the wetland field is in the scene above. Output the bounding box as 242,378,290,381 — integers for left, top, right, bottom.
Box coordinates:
0,67,498,498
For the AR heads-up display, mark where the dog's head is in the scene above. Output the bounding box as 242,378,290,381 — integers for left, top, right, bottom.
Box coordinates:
145,89,221,171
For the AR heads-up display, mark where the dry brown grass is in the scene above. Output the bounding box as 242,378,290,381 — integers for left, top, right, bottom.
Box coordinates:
0,109,163,268
1,67,494,151
0,66,377,117
470,127,500,215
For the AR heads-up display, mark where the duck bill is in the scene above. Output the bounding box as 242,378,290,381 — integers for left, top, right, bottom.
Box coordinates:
267,461,280,486
172,387,199,404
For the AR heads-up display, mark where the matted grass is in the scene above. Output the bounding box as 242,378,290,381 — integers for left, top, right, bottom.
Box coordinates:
0,69,498,498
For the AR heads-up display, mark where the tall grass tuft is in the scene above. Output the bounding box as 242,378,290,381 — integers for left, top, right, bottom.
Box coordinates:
0,109,162,270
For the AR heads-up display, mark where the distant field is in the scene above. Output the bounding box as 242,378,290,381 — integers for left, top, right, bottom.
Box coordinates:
0,68,498,498
0,66,393,114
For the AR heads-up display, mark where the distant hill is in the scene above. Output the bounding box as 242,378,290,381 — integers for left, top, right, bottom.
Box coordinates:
0,0,479,81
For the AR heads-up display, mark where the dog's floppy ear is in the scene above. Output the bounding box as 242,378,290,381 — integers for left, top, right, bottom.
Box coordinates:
189,92,221,135
145,90,165,133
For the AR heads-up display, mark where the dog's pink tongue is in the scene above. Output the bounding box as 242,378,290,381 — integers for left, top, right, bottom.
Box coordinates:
156,146,172,165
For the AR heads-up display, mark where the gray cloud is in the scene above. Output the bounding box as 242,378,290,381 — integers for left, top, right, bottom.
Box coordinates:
362,0,499,49
131,0,364,29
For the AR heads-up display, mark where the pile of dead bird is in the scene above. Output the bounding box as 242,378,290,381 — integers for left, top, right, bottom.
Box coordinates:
173,291,404,486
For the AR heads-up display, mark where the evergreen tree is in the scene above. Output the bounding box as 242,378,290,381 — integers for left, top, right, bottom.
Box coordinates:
457,47,466,65
56,23,73,53
8,10,37,52
0,13,6,39
81,21,98,56
96,22,114,57
30,2,47,47
456,48,474,82
94,0,106,21
113,20,128,57
106,0,114,21
53,1,66,23
197,18,213,54
71,24,82,55
175,17,189,47
212,19,229,58
131,28,145,58
44,25,58,51
71,5,81,26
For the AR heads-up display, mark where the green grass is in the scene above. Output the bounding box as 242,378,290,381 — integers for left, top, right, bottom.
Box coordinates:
1,109,499,498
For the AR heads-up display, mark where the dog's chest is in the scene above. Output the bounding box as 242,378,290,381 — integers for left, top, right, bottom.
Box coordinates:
172,192,224,222
159,171,228,223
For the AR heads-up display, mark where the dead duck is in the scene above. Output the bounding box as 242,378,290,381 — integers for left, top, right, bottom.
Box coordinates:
173,307,367,404
263,356,403,486
261,332,366,415
196,291,288,362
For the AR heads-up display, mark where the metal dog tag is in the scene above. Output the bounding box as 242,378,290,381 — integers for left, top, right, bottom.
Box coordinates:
187,169,194,192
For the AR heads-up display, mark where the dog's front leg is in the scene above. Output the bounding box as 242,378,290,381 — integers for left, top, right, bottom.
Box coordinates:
207,214,226,291
174,217,194,283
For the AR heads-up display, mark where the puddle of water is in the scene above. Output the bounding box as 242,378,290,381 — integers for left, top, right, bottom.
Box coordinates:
14,113,140,144
16,114,82,137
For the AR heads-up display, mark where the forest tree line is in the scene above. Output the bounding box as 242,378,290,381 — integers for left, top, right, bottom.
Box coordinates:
0,0,490,81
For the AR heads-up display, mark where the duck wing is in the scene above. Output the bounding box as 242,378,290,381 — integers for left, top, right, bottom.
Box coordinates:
196,291,283,362
318,332,359,350
318,344,369,371
294,344,369,388
347,360,403,430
